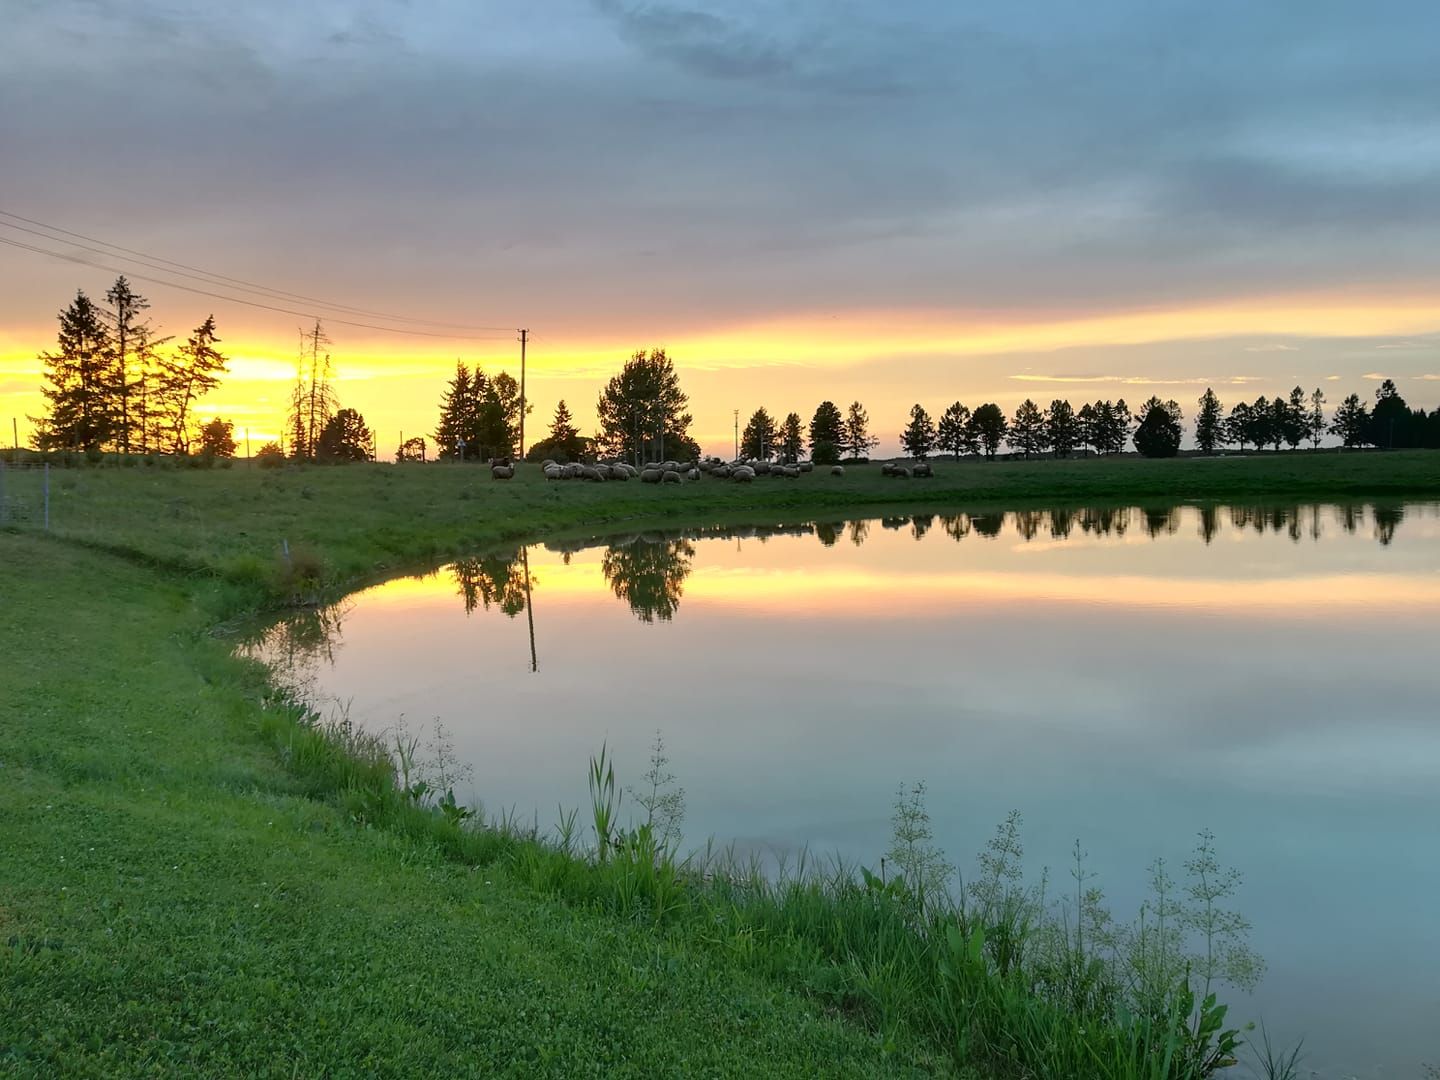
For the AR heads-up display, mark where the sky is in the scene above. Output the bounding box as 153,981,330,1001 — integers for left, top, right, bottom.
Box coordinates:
3,0,1440,456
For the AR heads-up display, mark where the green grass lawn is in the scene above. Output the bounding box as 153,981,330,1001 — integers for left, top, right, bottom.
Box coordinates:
2,450,1436,1076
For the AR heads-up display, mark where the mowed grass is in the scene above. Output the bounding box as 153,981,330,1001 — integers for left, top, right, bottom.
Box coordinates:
2,450,1435,1076
0,534,931,1077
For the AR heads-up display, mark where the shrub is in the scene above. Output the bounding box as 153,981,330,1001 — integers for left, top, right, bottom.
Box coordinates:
256,442,286,469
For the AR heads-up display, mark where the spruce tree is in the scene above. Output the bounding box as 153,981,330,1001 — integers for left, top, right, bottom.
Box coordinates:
1195,388,1224,454
1008,398,1049,458
899,403,936,459
937,402,973,458
779,411,804,463
843,401,878,460
32,290,114,452
1046,399,1079,457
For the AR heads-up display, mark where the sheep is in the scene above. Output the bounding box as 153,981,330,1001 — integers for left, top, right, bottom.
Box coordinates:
732,465,756,482
593,463,612,479
661,470,683,484
640,468,662,484
831,465,845,477
491,464,514,480
913,461,933,478
712,465,732,478
580,466,603,481
752,460,771,475
543,464,563,481
541,458,557,469
798,461,814,473
686,468,700,481
608,465,630,481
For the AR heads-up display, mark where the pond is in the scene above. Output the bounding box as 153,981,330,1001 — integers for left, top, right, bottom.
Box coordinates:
247,501,1440,1078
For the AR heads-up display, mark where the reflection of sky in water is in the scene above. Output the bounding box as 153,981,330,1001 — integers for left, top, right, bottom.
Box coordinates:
247,502,1440,1079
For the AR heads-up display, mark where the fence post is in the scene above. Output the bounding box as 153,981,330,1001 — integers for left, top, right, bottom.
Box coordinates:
0,459,7,527
44,462,50,531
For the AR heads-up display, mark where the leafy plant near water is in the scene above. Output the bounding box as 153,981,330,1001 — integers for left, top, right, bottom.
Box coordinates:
262,701,1287,1078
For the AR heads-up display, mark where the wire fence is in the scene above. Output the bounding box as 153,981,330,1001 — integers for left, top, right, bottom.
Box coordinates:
0,460,51,530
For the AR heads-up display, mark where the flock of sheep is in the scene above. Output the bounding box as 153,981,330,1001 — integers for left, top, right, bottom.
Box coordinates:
487,455,938,482
488,456,863,482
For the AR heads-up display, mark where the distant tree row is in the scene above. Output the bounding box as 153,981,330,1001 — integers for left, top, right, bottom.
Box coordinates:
32,277,230,455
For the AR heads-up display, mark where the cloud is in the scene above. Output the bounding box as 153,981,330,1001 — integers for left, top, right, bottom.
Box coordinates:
1243,343,1298,352
1325,374,1341,381
0,379,33,395
1362,372,1387,380
1374,340,1432,349
1010,373,1257,387
1415,373,1440,380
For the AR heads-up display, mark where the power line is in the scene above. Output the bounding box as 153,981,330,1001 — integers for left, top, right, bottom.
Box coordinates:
0,208,518,333
0,233,516,341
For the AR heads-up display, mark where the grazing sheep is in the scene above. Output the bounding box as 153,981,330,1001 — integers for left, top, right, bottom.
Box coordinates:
798,461,814,473
894,466,912,478
732,465,756,482
913,461,933,478
640,468,662,484
713,465,732,478
830,465,845,476
578,466,601,481
489,456,512,469
752,460,771,475
608,465,630,480
880,463,898,476
783,465,801,478
491,464,514,480
593,463,611,479
661,470,683,484
543,464,562,481
686,468,700,481
541,458,557,469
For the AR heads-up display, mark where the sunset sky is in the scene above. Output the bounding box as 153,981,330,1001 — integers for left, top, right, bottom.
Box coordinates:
4,0,1439,456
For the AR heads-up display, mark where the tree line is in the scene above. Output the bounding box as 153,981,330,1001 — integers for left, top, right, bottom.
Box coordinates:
31,282,378,463
32,277,231,456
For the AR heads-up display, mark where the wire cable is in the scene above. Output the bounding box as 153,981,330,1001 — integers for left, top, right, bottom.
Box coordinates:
0,234,515,341
0,209,518,333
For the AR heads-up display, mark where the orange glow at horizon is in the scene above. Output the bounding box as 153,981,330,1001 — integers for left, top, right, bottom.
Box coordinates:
3,284,1439,452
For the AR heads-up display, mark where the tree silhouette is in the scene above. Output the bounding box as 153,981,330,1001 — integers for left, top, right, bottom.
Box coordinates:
741,407,777,460
32,290,114,452
779,411,805,463
937,402,975,458
1009,399,1049,458
843,401,878,460
317,408,373,462
197,417,237,457
103,276,169,454
1367,379,1409,449
808,400,844,463
1329,393,1369,448
1047,399,1079,457
969,403,1008,459
899,403,936,458
595,348,694,464
1195,388,1224,455
158,315,227,454
1307,388,1327,449
435,361,480,459
396,436,427,462
1134,397,1183,458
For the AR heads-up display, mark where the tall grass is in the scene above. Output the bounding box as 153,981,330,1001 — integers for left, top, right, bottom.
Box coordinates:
255,700,1283,1078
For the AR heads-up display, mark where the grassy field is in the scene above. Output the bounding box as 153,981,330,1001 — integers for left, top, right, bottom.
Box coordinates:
2,450,1435,1077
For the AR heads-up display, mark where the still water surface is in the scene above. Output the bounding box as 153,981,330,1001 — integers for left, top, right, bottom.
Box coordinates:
251,502,1439,1077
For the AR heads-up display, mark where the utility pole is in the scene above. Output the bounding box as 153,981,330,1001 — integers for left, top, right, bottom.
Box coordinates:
517,328,529,459
11,418,17,452
733,409,739,460
245,427,251,460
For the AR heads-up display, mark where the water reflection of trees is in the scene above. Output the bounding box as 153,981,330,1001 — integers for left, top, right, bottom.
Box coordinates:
453,552,532,617
601,538,697,623
238,598,354,700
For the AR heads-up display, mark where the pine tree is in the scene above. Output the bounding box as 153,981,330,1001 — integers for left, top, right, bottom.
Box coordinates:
1283,386,1308,450
287,320,336,461
1329,393,1369,449
779,411,804,463
843,401,878,460
102,276,168,454
157,315,227,453
741,407,777,460
1046,399,1079,457
1195,388,1224,454
1009,398,1049,458
808,400,844,459
936,402,974,458
899,404,936,458
1134,397,1184,458
1307,388,1327,449
32,290,114,452
968,403,1008,459
435,361,479,459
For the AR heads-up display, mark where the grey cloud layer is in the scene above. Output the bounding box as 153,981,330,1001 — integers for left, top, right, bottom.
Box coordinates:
4,0,1439,337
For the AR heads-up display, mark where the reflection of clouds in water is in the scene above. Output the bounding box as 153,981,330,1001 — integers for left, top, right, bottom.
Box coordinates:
1219,729,1440,798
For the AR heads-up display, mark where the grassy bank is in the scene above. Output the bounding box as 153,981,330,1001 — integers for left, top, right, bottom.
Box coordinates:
4,451,1429,1076
26,449,1440,606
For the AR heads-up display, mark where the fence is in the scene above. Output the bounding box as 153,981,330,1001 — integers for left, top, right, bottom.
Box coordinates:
0,461,51,530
